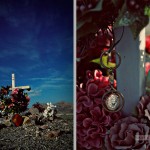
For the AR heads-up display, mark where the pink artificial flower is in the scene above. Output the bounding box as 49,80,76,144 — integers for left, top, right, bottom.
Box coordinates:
137,95,150,120
11,98,16,103
12,88,19,95
25,96,30,102
105,116,150,150
145,62,150,75
8,103,14,108
77,69,121,149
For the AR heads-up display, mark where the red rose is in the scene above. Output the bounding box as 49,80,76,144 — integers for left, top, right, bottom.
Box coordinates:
146,35,150,54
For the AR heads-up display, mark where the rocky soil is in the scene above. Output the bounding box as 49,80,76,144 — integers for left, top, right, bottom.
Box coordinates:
0,102,73,150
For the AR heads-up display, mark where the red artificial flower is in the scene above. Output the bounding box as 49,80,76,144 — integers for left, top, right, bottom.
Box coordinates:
146,35,150,54
12,114,23,127
0,103,5,110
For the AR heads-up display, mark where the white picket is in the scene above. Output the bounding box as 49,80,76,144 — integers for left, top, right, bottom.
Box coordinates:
114,27,145,115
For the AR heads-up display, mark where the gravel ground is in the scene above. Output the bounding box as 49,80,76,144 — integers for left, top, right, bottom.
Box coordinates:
0,114,73,150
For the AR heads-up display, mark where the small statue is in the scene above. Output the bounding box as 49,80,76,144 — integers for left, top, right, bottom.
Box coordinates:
43,102,57,121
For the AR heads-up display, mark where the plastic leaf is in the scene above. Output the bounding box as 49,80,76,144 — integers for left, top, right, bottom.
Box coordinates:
112,0,119,7
77,0,104,39
114,2,149,39
90,57,100,65
146,70,150,88
144,6,150,16
91,56,116,68
77,22,98,40
88,0,103,12
129,15,149,39
114,3,136,28
77,16,92,31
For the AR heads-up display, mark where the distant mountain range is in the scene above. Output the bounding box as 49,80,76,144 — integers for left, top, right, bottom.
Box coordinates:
30,101,73,114
55,101,73,114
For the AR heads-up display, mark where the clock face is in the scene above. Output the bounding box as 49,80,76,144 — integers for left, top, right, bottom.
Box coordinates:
105,94,120,111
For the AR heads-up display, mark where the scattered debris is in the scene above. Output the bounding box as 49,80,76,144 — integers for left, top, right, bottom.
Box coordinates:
0,101,73,149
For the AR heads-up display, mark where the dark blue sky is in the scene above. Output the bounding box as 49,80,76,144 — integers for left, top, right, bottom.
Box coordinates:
0,0,73,107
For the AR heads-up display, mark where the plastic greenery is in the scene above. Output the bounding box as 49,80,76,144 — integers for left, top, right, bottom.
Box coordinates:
77,0,150,40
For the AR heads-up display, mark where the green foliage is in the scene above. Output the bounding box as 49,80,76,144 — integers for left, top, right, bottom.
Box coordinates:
90,57,100,65
114,3,149,39
129,15,149,39
77,0,149,40
146,70,150,87
77,0,104,39
113,3,135,27
112,0,118,6
145,6,150,16
146,71,150,95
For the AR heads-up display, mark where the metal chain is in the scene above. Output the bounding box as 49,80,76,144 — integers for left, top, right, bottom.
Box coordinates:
100,26,125,112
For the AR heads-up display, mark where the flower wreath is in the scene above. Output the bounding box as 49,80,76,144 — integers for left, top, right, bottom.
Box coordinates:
77,1,150,149
0,86,30,115
77,70,150,150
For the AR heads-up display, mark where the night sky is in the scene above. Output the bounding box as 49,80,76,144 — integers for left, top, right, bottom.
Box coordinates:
0,0,73,107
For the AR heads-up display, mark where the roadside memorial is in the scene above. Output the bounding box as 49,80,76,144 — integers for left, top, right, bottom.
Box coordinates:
77,0,150,149
0,74,73,149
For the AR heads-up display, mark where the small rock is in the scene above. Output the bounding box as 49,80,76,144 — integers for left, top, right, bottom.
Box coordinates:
48,116,54,121
29,114,37,120
45,130,61,139
22,116,31,125
3,119,12,127
29,107,39,115
39,125,48,130
0,118,4,124
20,110,31,116
63,122,69,126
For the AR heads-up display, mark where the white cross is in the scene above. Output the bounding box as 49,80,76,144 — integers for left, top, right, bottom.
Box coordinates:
9,73,31,91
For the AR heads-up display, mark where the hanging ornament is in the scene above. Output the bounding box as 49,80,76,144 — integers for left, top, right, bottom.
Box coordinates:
102,89,124,112
99,27,125,112
100,45,124,112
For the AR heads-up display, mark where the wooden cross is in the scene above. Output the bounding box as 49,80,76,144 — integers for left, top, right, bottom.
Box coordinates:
9,73,31,91
114,27,145,115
